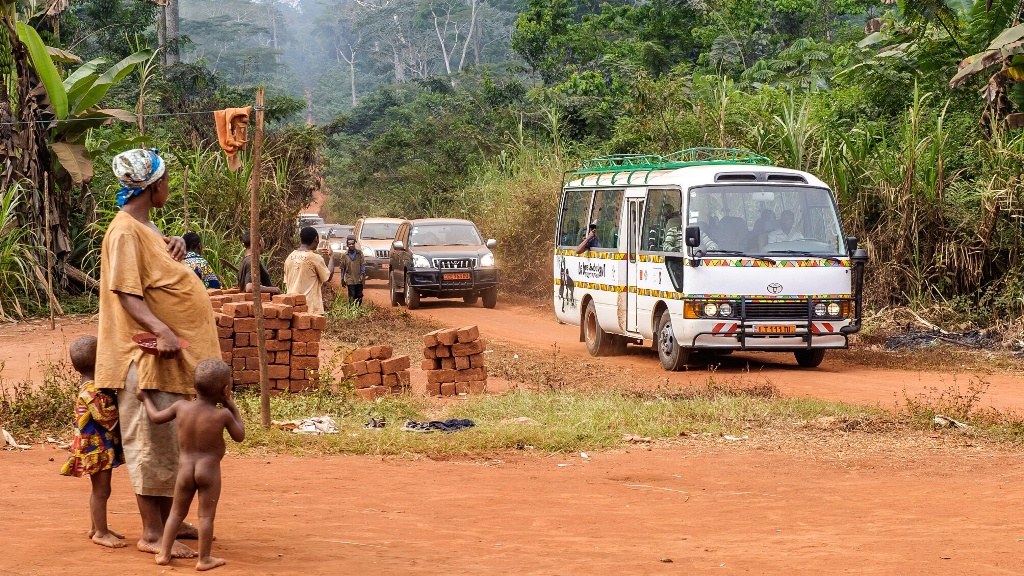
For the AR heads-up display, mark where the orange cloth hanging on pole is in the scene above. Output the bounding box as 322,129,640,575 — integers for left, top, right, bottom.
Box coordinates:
214,106,252,172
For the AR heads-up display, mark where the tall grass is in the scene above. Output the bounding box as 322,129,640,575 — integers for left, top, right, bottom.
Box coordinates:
0,184,41,320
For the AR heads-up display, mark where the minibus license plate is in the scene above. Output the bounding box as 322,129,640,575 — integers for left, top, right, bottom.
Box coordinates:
754,325,795,334
443,273,470,280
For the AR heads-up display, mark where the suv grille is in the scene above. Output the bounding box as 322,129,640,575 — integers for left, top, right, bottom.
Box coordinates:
375,249,389,259
434,258,476,269
744,301,808,320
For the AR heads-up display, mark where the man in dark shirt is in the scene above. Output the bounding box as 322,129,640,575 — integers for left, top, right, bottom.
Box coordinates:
575,223,600,254
237,231,281,294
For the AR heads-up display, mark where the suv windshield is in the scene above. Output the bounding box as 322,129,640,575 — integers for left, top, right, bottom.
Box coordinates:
410,224,482,247
685,185,847,256
361,223,401,240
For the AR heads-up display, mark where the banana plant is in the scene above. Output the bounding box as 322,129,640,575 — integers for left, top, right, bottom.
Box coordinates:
16,21,151,186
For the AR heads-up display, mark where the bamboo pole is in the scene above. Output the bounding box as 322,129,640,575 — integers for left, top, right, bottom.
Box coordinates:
248,87,271,429
44,180,54,330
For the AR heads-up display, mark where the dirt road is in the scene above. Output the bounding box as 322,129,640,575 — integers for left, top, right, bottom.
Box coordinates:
4,441,1023,575
360,283,1024,412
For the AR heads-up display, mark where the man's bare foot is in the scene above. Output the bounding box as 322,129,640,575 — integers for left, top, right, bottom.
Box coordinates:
155,552,171,566
196,556,226,571
88,528,125,539
176,522,214,541
138,539,197,558
91,532,127,548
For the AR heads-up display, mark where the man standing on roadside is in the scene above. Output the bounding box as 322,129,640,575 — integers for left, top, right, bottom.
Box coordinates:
283,226,336,315
338,235,366,306
96,149,219,559
237,231,281,295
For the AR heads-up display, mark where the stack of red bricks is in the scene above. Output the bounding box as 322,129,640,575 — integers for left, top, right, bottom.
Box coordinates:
342,346,412,400
208,289,324,393
422,326,487,396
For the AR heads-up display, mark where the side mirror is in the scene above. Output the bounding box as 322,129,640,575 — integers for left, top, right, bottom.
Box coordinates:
845,236,858,253
486,238,497,249
392,240,404,251
685,225,701,248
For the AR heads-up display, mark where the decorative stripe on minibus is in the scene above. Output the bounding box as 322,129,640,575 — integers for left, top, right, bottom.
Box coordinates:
554,278,627,293
554,248,627,260
697,258,850,268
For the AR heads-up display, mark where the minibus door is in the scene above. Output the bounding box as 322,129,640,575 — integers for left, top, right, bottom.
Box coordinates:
626,197,644,333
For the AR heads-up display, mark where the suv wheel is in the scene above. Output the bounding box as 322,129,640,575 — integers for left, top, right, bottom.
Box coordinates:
405,278,420,310
656,309,689,371
482,287,498,309
389,272,403,307
463,293,479,305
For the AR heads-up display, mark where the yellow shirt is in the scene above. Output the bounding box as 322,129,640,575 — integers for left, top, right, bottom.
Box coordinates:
283,249,331,315
95,211,219,395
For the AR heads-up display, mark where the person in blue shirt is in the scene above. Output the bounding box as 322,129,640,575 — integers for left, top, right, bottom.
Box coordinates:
339,235,366,305
575,223,600,254
182,232,221,289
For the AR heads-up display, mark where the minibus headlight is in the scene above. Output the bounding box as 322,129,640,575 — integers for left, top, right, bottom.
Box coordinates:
813,303,827,317
718,303,733,317
827,302,841,317
703,302,718,317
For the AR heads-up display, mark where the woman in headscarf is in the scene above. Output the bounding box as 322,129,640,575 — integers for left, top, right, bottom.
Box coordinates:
93,149,219,559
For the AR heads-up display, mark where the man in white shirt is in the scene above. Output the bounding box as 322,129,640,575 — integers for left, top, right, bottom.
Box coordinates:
767,210,804,243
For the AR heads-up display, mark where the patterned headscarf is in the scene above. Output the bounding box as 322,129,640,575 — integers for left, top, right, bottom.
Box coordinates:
111,148,166,207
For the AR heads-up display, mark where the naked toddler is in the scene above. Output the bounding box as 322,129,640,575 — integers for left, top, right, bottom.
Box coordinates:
137,358,245,571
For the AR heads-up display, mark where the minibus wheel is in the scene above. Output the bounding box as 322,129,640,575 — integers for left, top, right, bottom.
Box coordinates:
794,349,826,368
584,300,615,356
656,309,689,371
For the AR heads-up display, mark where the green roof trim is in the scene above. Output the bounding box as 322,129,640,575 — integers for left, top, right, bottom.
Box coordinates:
569,148,772,185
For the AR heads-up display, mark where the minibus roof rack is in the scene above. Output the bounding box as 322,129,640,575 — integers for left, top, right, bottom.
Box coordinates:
569,148,772,185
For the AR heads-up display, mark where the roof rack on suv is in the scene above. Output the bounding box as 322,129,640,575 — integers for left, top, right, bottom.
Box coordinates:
568,148,772,186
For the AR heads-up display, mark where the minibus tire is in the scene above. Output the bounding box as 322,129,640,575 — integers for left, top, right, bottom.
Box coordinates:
389,273,403,307
656,309,689,371
405,280,420,310
794,349,826,368
482,287,498,309
584,301,615,356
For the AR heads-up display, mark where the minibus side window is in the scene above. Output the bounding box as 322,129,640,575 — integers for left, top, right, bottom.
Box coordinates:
557,190,594,247
592,189,623,251
642,189,682,252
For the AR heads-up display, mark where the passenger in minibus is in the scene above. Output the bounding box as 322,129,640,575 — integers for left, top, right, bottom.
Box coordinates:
576,223,600,254
768,210,804,243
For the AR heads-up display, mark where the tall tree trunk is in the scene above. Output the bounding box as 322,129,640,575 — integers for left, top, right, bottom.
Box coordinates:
457,0,477,72
166,0,180,66
157,5,167,67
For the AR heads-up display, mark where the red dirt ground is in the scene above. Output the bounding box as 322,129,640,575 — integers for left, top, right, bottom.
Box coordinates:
4,290,1024,574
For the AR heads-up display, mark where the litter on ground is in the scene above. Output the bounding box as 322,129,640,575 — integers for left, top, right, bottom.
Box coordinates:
271,416,339,435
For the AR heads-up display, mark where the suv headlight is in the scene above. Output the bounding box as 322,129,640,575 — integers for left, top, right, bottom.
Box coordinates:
480,253,495,267
330,241,343,251
361,246,374,257
412,254,431,268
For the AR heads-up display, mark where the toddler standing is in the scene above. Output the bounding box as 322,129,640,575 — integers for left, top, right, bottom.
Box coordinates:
60,335,126,548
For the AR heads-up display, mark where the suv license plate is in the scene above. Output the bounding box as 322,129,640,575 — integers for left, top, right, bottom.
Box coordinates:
380,263,389,269
443,273,470,280
754,325,796,334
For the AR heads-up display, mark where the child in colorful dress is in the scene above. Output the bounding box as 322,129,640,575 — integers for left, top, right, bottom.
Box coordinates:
60,335,126,548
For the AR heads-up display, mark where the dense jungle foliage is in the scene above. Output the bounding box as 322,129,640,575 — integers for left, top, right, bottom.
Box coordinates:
5,0,1024,330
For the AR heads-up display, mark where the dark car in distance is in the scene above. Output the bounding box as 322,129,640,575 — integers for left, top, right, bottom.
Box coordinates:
388,218,499,309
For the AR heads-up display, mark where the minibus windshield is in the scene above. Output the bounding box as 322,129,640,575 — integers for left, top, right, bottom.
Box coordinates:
685,185,847,257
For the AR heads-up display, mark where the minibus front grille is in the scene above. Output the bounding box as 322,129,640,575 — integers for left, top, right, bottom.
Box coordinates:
743,301,808,320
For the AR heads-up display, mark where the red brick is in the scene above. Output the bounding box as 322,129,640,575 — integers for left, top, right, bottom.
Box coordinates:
347,347,372,362
291,368,308,380
293,330,321,343
293,305,308,313
452,339,486,357
469,353,486,368
276,351,290,364
234,347,258,358
234,332,250,347
265,339,292,352
219,338,233,353
217,327,233,338
259,304,279,319
440,357,455,370
272,294,297,306
455,367,485,382
455,355,470,370
208,289,223,296
455,382,468,395
396,370,411,385
215,313,234,328
292,356,320,370
291,342,306,356
242,293,254,302
277,329,292,340
369,345,393,360
349,361,368,376
355,386,387,400
355,372,381,388
292,313,314,330
310,315,327,330
440,382,456,397
436,328,458,346
422,329,442,347
435,345,451,358
382,373,398,387
365,359,382,374
233,318,257,332
268,365,290,379
426,382,442,396
264,319,291,330
232,358,246,371
238,370,259,384
221,351,233,364
421,358,440,371
223,302,251,317
289,380,311,393
277,306,294,320
468,380,486,394
423,346,438,360
381,355,410,374
426,369,456,384
246,356,260,371
292,294,307,305
456,325,480,343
